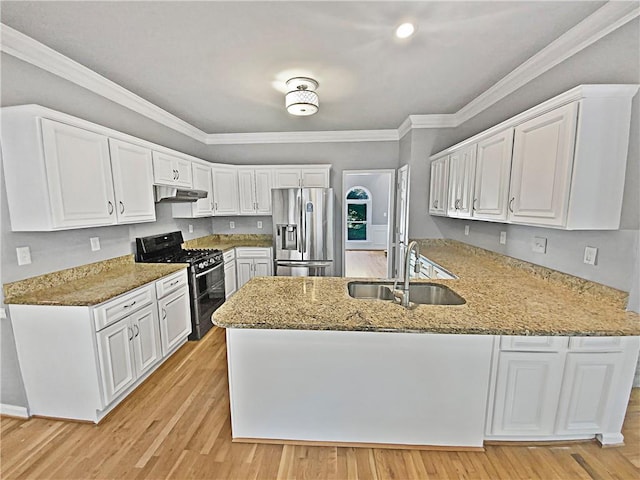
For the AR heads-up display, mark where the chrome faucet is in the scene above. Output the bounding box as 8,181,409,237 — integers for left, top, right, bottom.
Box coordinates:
393,241,421,307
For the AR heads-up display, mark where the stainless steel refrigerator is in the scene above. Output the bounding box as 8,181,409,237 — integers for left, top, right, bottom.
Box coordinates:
272,187,334,276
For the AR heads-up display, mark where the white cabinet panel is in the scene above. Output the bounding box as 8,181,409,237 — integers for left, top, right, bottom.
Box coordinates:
509,103,578,227
158,287,191,356
491,351,565,436
131,305,162,377
274,168,301,188
212,165,240,215
447,145,476,218
41,119,117,228
429,156,448,215
224,260,238,298
473,129,514,221
152,151,193,188
191,163,214,217
97,319,136,405
237,169,256,215
555,352,622,434
301,168,330,187
569,337,623,352
500,336,568,352
108,139,155,224
274,167,330,188
236,258,254,289
253,259,271,277
254,168,274,214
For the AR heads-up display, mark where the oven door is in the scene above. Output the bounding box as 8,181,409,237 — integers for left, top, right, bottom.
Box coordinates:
189,262,225,340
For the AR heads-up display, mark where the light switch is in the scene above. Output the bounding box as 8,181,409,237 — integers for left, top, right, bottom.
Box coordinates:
0,308,6,320
584,246,598,265
257,221,263,229
90,237,100,251
188,224,194,233
16,246,31,266
532,237,547,254
499,231,507,245
230,221,235,229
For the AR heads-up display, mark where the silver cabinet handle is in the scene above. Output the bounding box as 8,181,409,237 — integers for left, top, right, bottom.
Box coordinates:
134,324,139,337
169,279,180,286
434,200,438,209
176,170,180,180
508,197,515,213
108,201,114,215
119,201,125,214
214,202,218,210
162,308,167,320
128,327,133,341
123,300,136,309
473,198,478,211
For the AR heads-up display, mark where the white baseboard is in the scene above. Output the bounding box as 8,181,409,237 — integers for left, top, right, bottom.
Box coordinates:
0,403,29,418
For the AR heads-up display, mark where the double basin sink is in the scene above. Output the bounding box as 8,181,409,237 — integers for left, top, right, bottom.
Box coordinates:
347,281,465,306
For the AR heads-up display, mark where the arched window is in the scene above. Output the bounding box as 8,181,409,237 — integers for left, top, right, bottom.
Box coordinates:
346,186,372,241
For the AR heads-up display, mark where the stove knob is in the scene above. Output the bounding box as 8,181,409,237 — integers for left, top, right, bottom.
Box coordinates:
198,262,204,269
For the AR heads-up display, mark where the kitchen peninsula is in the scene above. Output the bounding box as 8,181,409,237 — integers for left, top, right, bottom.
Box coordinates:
213,240,640,449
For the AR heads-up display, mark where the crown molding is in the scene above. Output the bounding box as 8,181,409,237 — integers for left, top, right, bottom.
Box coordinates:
0,2,637,145
0,24,208,143
455,1,640,125
205,129,399,145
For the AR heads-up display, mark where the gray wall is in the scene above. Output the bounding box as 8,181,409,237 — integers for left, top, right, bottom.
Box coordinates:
415,19,640,295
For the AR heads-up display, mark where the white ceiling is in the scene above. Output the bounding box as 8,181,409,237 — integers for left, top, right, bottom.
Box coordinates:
1,1,607,134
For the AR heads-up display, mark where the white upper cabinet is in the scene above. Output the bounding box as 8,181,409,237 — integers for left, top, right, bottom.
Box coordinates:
212,165,240,215
447,145,476,218
152,151,192,188
508,103,578,227
172,162,214,218
238,167,274,215
473,129,514,222
429,85,638,230
428,156,448,216
108,139,156,224
273,166,330,188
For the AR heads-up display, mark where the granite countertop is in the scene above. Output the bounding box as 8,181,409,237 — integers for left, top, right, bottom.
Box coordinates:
213,241,640,336
183,234,272,252
4,261,186,306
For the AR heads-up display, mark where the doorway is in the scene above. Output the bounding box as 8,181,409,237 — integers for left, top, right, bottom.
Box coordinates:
342,170,395,278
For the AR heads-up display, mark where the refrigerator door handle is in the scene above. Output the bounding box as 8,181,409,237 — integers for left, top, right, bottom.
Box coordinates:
276,260,332,268
297,192,303,254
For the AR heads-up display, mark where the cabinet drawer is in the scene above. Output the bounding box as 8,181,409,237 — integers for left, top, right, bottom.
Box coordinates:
569,337,622,352
94,284,154,331
223,249,236,263
235,247,271,258
155,269,188,299
500,336,569,352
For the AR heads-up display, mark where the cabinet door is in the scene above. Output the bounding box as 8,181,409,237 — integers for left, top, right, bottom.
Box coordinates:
447,151,462,216
131,305,162,377
253,258,272,277
97,319,136,405
236,259,254,289
429,157,448,215
108,139,155,224
274,168,302,188
473,129,514,221
237,169,256,215
224,261,237,298
555,352,622,434
212,166,240,215
509,103,578,227
152,151,178,185
455,145,476,218
254,168,274,214
173,157,193,188
191,163,214,216
41,119,117,228
158,288,191,357
491,351,565,436
301,168,329,187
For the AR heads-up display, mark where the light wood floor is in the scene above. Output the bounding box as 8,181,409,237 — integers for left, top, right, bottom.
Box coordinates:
2,327,640,480
344,250,388,278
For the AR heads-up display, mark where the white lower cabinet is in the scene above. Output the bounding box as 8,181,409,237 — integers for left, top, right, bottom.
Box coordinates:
486,335,639,445
235,247,272,289
224,249,237,298
9,269,191,423
97,304,161,405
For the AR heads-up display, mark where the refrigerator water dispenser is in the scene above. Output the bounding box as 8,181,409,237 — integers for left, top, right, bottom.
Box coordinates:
277,224,298,250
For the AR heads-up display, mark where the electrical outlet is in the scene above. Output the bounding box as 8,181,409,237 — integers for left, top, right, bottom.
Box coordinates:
16,246,31,266
90,237,100,251
188,224,194,233
0,308,6,320
532,236,547,254
500,231,507,245
584,246,598,265
257,221,263,229
464,225,470,236
230,221,235,229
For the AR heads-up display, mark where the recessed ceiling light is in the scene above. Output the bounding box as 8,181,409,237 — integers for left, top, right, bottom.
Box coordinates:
395,23,415,39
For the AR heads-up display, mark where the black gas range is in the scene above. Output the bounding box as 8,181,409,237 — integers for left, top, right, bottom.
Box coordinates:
135,231,224,340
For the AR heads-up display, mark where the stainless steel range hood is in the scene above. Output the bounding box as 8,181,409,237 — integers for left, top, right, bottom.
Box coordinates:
154,186,208,203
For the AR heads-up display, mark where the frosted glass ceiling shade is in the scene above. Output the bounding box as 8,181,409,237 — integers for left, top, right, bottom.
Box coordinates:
285,77,319,116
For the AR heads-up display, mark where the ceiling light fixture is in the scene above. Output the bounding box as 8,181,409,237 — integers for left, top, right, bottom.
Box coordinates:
395,22,415,39
285,77,319,116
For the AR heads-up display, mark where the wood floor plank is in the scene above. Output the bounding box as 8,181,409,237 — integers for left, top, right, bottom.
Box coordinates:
1,327,639,480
